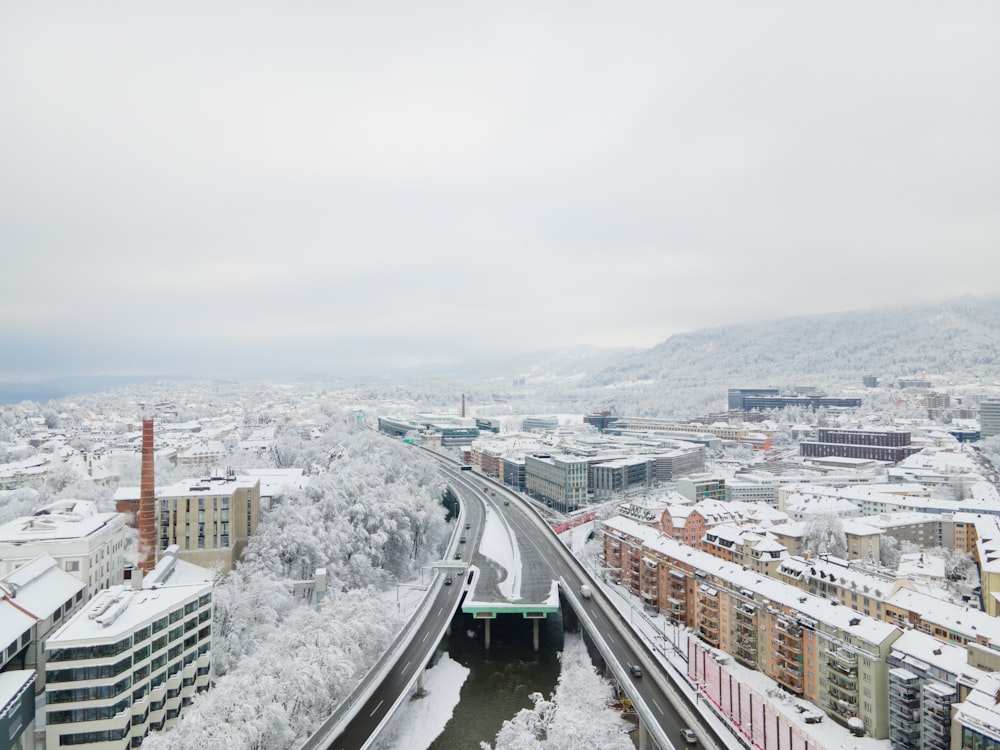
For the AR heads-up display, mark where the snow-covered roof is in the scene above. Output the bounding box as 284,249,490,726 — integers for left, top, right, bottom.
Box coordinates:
0,501,122,544
889,629,983,682
0,599,36,650
0,554,84,620
888,588,1000,646
603,516,900,645
46,551,212,646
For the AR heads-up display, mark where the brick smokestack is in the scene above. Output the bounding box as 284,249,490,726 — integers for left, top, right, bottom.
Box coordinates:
138,418,156,571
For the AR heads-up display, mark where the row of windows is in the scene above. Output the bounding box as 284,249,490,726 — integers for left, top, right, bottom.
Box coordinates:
48,657,131,683
47,677,131,704
48,637,132,663
48,697,131,724
58,723,130,746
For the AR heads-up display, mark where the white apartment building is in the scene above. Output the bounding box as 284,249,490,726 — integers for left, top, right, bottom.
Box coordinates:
0,500,126,595
44,546,213,749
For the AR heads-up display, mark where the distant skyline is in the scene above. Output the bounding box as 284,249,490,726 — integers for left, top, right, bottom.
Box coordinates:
2,3,999,379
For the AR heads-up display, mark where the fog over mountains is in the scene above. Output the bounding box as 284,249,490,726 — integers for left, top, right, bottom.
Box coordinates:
2,296,998,405
583,295,1000,389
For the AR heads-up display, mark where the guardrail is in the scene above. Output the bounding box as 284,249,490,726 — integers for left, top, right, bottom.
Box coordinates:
296,572,444,750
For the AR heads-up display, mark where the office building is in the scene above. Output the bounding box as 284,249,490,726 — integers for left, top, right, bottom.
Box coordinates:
675,474,726,502
728,387,779,410
524,454,588,512
43,546,213,749
800,429,923,463
981,399,1000,439
521,416,559,432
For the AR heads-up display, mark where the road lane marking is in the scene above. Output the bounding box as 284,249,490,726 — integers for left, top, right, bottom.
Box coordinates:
653,698,665,715
402,660,411,672
436,607,443,617
421,632,428,642
370,699,383,717
606,632,615,643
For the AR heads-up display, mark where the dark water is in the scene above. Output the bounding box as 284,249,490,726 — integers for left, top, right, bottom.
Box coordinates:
427,610,565,749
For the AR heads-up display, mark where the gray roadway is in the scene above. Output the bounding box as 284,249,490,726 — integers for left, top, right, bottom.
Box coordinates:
314,459,723,750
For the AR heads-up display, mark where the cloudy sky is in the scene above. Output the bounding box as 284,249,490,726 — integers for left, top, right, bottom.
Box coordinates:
2,2,998,379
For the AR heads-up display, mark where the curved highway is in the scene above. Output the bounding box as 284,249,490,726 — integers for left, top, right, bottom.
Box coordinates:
304,472,486,750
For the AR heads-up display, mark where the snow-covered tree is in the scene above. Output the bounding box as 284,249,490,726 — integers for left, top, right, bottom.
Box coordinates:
483,633,633,750
802,513,847,560
879,535,900,571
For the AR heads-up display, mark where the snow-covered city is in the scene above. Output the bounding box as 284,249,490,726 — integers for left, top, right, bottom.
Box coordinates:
4,3,1000,749
2,357,1000,750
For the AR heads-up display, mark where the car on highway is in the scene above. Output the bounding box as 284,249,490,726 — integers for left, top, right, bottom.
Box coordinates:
459,537,466,544
629,664,642,678
454,552,461,559
465,523,471,529
444,576,453,585
681,728,697,744
504,500,510,506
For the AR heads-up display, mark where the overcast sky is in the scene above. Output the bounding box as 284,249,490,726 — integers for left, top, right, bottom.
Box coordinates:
2,2,998,379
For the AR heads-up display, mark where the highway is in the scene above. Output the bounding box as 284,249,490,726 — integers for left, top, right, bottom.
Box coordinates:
303,470,486,750
306,450,724,750
476,476,715,750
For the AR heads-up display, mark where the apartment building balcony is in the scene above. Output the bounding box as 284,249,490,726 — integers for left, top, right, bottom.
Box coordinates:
776,620,803,638
889,720,921,747
775,666,803,694
825,647,857,667
889,685,920,709
827,658,857,678
773,634,802,654
828,683,858,705
698,622,720,646
828,672,857,692
924,702,951,724
923,724,951,750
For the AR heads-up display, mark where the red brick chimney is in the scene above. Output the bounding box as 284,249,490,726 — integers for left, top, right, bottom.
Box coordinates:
138,418,156,571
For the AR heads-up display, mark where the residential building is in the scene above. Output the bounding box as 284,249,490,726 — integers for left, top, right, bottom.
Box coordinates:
887,630,983,750
0,500,126,595
601,515,903,738
114,472,260,573
952,672,1000,750
43,546,213,750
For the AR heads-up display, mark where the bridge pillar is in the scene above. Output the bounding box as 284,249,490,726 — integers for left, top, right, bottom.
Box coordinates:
485,619,491,651
415,671,425,698
533,619,539,651
638,718,649,750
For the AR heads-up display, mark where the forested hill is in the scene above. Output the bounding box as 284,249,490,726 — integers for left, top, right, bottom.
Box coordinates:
586,296,1000,389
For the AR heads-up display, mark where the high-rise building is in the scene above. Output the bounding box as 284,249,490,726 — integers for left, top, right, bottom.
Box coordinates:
980,399,1000,438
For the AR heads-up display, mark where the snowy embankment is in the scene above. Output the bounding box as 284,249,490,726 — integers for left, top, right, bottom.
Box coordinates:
478,506,522,600
370,653,469,750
